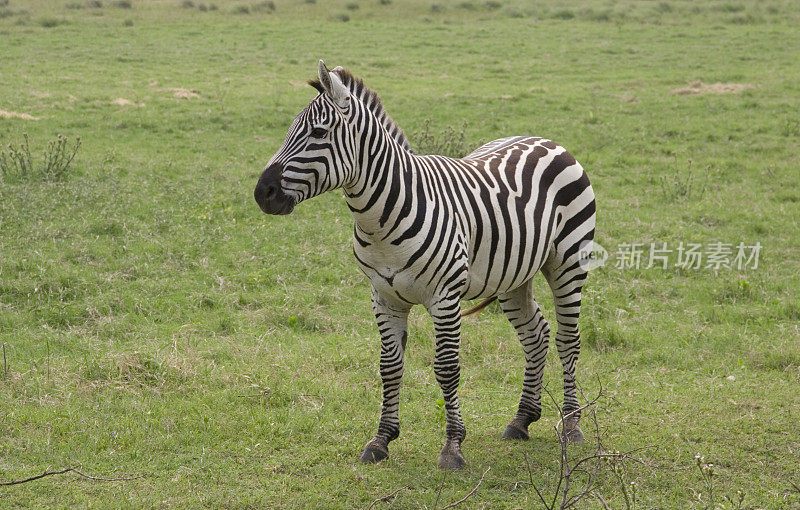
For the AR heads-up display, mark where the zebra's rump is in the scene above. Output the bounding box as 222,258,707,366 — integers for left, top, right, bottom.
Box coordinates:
454,136,595,300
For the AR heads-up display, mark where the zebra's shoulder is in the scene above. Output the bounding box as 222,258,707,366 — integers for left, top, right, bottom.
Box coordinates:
463,136,548,160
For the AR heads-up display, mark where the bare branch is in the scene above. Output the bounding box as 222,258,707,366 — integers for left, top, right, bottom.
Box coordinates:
593,491,611,509
367,485,408,510
441,467,491,509
0,467,142,486
524,452,553,510
0,468,74,486
433,469,448,510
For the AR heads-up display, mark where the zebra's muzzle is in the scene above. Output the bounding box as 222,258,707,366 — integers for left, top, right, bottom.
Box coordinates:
255,165,296,215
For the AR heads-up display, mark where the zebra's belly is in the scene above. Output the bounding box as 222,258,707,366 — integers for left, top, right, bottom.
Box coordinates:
354,241,469,308
461,233,551,300
462,263,540,300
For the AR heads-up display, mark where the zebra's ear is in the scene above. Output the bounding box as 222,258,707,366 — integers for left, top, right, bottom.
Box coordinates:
317,60,349,107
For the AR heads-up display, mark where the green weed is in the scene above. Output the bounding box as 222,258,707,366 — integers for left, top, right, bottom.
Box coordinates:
0,133,81,182
411,119,472,158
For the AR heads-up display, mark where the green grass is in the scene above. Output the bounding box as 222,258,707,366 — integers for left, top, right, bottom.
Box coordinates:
1,0,799,507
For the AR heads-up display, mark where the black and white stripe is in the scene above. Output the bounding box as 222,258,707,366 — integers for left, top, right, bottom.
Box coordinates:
254,61,596,469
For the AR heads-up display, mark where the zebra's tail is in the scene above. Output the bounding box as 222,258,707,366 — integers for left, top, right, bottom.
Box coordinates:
461,297,497,317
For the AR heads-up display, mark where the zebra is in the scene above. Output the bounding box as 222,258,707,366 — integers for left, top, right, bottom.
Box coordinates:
254,61,596,469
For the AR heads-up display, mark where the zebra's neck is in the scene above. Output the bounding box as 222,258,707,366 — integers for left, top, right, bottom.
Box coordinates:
342,117,414,239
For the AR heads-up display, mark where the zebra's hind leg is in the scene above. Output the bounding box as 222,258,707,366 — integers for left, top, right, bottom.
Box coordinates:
542,261,589,444
498,281,550,441
360,289,411,464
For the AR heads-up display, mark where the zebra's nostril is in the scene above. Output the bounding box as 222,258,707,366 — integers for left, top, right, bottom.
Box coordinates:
264,183,277,200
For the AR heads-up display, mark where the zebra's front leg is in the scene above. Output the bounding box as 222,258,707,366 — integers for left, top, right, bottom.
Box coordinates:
430,298,467,469
360,291,410,464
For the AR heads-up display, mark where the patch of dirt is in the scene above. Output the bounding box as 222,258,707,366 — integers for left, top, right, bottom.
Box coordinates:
112,98,144,107
671,81,755,95
166,87,200,99
0,109,39,120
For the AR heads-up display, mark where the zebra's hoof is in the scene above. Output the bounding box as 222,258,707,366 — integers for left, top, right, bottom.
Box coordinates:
437,442,466,470
359,443,389,464
501,423,529,440
562,422,584,444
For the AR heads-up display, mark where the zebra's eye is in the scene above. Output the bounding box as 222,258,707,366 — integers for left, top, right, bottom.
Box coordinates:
309,127,327,139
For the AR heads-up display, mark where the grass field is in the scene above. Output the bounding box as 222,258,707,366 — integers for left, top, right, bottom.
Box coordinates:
1,0,799,507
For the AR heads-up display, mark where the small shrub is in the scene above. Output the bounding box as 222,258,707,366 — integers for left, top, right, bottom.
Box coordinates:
0,133,82,182
552,8,574,19
430,3,443,12
112,0,132,7
38,16,63,27
412,119,471,158
335,12,349,21
485,0,502,9
379,0,391,4
345,1,359,10
232,4,249,14
180,0,194,7
304,0,316,4
720,2,745,12
252,1,275,12
123,18,133,25
659,164,707,202
458,1,477,10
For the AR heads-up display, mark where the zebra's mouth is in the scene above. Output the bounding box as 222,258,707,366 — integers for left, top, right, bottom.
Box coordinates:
255,192,296,215
254,172,296,216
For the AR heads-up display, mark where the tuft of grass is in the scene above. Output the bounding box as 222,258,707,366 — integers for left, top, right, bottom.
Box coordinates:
658,161,707,202
112,0,132,7
345,1,359,10
231,4,249,14
37,16,64,27
0,133,81,182
334,12,349,21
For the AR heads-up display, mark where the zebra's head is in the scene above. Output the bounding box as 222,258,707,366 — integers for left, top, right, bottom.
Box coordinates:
254,60,356,216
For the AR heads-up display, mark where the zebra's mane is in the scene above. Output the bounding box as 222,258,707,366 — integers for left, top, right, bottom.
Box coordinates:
309,68,412,152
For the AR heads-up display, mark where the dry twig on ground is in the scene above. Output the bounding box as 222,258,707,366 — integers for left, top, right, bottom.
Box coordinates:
0,467,142,486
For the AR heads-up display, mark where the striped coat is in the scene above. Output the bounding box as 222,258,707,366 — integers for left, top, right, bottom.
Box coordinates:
255,61,596,469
